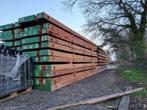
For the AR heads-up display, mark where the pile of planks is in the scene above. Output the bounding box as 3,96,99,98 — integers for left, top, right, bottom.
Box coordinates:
0,12,107,91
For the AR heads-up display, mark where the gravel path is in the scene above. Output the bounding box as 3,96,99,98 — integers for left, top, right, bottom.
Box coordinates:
0,69,141,110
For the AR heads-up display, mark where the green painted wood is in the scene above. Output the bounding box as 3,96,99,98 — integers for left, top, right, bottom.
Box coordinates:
23,51,38,57
14,22,21,28
14,33,21,39
33,78,51,91
41,35,48,41
37,12,48,19
33,70,51,77
18,15,36,23
14,40,21,46
14,29,21,34
5,42,13,47
22,37,40,44
22,43,39,50
0,30,13,40
0,23,14,31
32,57,39,62
40,56,49,62
33,64,51,77
20,25,41,37
41,42,49,48
40,50,49,56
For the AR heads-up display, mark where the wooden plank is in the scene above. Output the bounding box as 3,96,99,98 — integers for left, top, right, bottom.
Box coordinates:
74,68,98,81
51,74,75,91
41,41,97,57
44,49,73,58
118,86,132,110
51,73,74,85
48,24,73,42
46,16,96,46
85,69,97,77
47,23,96,50
51,63,97,71
51,64,74,71
0,87,32,103
48,56,72,63
72,43,84,51
48,87,144,110
51,65,97,77
48,35,71,47
48,42,72,52
51,69,75,77
74,71,86,81
72,48,85,55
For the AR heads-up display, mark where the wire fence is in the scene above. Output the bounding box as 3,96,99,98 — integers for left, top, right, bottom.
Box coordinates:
0,45,32,97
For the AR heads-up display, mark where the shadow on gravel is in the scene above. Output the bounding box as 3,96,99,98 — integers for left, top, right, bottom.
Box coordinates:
0,69,137,110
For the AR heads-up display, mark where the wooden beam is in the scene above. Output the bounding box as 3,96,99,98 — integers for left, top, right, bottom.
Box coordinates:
118,86,132,110
48,87,144,110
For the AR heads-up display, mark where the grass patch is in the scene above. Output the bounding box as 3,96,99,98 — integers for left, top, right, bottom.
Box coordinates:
133,89,147,97
119,66,147,98
119,67,147,83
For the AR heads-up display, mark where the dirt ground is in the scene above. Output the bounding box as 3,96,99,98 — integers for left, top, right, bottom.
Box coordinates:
0,69,146,110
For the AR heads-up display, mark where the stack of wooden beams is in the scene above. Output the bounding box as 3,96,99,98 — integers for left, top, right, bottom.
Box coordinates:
0,12,108,91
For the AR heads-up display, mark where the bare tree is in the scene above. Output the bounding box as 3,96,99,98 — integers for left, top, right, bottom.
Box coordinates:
63,0,147,63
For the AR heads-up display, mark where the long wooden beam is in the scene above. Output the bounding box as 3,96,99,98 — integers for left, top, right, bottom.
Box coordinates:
48,87,144,110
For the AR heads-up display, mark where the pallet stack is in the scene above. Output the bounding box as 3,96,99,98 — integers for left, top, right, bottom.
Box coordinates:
0,12,108,91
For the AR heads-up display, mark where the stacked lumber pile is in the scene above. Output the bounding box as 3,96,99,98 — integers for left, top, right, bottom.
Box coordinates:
0,12,108,91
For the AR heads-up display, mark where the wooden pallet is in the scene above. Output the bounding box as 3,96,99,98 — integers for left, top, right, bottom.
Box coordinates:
0,87,32,103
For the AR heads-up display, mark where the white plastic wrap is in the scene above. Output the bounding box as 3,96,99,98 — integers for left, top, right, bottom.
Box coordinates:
0,54,29,79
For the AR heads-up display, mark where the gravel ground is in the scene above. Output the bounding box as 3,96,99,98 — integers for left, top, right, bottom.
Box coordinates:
0,69,145,110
